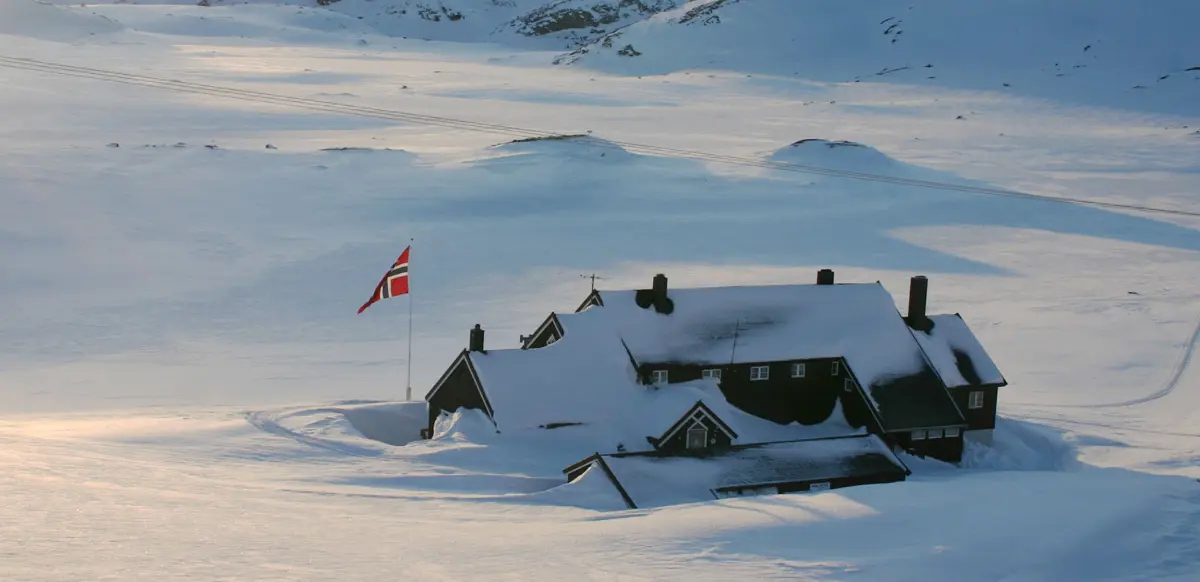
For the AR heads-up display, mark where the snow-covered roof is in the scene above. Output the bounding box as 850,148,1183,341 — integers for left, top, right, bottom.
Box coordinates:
584,284,927,387
466,306,862,450
577,282,967,431
594,435,907,508
912,314,1006,388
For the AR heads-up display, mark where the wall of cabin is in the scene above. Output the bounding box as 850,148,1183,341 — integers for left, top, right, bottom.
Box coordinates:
640,358,847,426
658,415,734,453
947,385,1000,430
894,429,965,463
426,359,489,436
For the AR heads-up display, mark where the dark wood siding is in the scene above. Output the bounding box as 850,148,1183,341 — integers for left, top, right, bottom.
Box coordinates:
641,358,846,426
893,429,965,463
717,468,908,497
658,415,734,453
948,385,999,430
426,358,488,436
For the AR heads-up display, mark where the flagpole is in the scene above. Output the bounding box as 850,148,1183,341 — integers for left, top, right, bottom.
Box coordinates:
406,238,414,402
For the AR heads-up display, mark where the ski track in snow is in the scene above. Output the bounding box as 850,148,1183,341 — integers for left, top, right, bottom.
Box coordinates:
1013,316,1200,411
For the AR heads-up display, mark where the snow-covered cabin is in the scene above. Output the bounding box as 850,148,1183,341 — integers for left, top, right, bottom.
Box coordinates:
423,269,1005,477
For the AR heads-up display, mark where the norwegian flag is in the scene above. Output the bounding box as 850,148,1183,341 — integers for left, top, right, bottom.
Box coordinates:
358,246,410,314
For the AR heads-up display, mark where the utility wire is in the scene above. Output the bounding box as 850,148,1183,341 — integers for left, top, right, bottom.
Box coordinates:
3,55,1198,219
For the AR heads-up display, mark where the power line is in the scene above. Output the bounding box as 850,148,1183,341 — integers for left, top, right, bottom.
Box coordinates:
3,54,1198,219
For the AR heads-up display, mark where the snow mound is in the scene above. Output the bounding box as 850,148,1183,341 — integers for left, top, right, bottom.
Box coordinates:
767,139,902,173
525,465,631,511
962,418,1081,472
247,400,426,455
431,407,499,443
0,0,123,42
481,134,637,163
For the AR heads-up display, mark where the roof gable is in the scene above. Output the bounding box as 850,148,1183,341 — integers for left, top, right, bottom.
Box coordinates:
657,400,739,445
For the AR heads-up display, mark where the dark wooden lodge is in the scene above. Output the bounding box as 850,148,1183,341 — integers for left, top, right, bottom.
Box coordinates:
422,269,1006,503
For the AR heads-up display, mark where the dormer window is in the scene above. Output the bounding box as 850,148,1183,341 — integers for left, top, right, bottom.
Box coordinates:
750,366,769,381
651,370,669,385
790,362,806,378
686,423,709,450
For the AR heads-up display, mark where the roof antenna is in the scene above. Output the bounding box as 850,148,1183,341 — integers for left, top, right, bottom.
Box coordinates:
580,273,606,291
729,318,742,364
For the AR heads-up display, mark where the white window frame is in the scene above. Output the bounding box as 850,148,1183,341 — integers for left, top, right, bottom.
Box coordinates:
843,378,854,392
969,391,985,409
945,427,961,438
911,430,926,440
831,361,840,376
809,481,831,492
544,335,557,346
702,368,722,380
651,370,669,385
790,362,806,378
750,366,770,381
686,423,709,450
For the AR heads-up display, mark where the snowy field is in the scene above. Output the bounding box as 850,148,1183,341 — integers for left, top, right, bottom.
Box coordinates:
2,0,1200,579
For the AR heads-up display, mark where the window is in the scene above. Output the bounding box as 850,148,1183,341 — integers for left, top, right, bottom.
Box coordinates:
969,391,985,409
750,366,770,381
945,427,961,438
911,430,926,440
651,370,669,385
927,430,942,439
790,362,806,378
809,482,831,492
686,423,708,450
844,378,854,392
544,335,557,346
831,361,840,376
702,368,722,380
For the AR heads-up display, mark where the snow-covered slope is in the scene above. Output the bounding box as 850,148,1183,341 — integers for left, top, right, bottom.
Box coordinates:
560,0,1200,114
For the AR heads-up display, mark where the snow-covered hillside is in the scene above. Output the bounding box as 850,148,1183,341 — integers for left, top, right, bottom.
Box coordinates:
560,0,1200,114
2,0,1200,579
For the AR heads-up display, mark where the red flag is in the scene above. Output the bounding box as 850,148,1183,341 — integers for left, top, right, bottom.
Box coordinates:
358,246,410,314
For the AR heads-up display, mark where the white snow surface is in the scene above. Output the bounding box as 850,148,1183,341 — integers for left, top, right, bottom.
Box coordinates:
3,0,1200,579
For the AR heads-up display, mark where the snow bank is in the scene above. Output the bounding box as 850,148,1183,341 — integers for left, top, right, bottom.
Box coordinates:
246,400,427,456
961,417,1080,472
0,0,123,41
526,465,632,511
431,407,499,443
